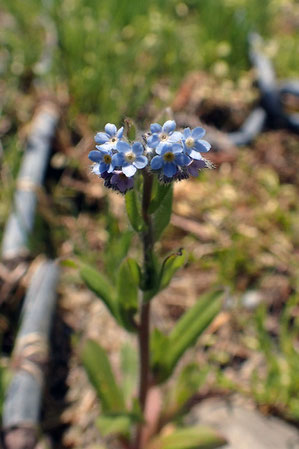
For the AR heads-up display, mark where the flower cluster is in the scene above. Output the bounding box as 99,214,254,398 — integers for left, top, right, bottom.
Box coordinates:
89,120,212,194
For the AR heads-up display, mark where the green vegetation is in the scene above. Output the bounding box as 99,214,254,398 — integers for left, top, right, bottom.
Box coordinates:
0,0,298,432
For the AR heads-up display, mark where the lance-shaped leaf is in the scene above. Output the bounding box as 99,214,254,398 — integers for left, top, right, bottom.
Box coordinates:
147,426,226,449
149,181,172,214
150,328,170,382
117,258,140,332
80,264,117,319
120,342,138,403
125,189,143,232
152,290,223,382
167,290,223,375
152,184,173,241
167,363,208,414
81,339,125,413
159,248,186,291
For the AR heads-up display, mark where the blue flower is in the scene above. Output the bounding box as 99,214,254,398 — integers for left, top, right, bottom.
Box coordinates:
182,127,211,160
112,141,148,177
147,120,182,153
88,149,114,174
150,143,190,178
94,123,124,150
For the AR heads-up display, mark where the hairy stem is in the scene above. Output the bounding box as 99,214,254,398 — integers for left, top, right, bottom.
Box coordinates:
134,172,154,449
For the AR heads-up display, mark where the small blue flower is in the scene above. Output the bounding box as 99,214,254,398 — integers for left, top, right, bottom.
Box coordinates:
112,141,148,177
182,127,211,160
88,149,114,174
150,143,190,178
94,123,124,150
147,120,182,153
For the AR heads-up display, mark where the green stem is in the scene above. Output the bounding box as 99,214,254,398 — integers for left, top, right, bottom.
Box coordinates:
134,171,154,449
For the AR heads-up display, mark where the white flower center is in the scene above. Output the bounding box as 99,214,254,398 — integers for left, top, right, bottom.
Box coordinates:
110,137,117,143
185,137,194,148
159,132,168,141
125,151,136,163
103,154,112,164
163,151,175,162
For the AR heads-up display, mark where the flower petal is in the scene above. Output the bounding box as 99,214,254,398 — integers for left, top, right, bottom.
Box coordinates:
157,141,170,155
183,128,191,138
92,163,100,175
150,123,162,134
192,127,206,139
151,155,163,170
163,162,177,178
194,140,211,152
132,142,143,155
172,143,183,154
134,155,148,169
175,153,191,166
97,142,114,151
112,152,124,167
122,164,137,177
117,126,124,138
116,141,131,153
168,131,183,143
189,150,203,160
147,134,160,148
162,120,176,134
88,150,103,163
99,162,108,173
105,123,117,136
94,132,109,144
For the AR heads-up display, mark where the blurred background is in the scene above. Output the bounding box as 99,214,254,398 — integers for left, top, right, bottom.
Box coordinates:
0,0,299,448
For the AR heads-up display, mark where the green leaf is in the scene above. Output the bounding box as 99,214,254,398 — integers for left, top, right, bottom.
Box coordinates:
80,264,117,318
96,413,131,438
96,409,142,438
152,183,173,241
152,290,223,382
150,328,170,381
117,258,140,331
104,213,133,282
120,342,138,403
173,363,208,409
142,252,161,302
159,249,186,291
125,189,144,232
149,181,172,214
81,339,125,413
147,426,226,449
167,290,223,374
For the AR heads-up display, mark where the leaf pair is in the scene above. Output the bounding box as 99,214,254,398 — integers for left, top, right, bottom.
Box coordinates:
151,290,224,383
125,181,173,242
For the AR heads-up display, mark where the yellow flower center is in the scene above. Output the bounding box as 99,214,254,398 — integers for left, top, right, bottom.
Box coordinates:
163,152,175,162
160,132,168,141
103,154,112,164
185,137,194,148
125,151,136,163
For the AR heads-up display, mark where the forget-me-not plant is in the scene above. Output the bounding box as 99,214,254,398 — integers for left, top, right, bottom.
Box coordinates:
82,118,223,449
